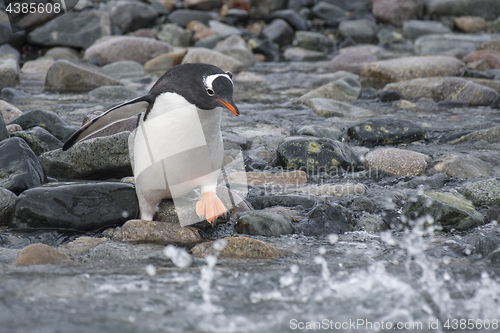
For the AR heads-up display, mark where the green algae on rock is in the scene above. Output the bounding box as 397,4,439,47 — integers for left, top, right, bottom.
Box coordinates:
403,192,485,231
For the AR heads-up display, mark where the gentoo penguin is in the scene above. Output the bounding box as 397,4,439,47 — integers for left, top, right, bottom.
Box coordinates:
63,63,239,226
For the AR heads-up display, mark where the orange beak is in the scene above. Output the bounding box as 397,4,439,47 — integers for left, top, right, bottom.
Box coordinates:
217,98,239,116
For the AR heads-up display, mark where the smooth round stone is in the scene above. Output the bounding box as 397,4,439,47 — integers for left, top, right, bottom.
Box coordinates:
402,20,452,40
463,178,500,206
0,99,23,123
364,147,430,177
8,109,77,141
361,55,466,83
284,47,326,61
295,203,350,236
262,19,294,47
432,153,493,178
436,77,498,106
13,244,67,266
214,34,255,67
427,0,500,21
372,0,421,27
297,125,342,141
454,16,486,33
463,50,500,69
102,60,145,79
167,9,214,27
157,24,192,47
293,31,334,53
338,19,376,43
327,45,390,75
107,1,158,34
45,47,80,62
298,75,361,103
351,212,387,232
191,237,279,259
303,98,373,118
415,33,494,55
45,60,122,92
312,1,346,20
0,55,19,90
121,220,202,244
266,9,308,31
450,125,500,144
144,50,186,75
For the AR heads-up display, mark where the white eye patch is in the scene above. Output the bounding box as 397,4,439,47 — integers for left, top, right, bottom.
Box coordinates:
203,73,233,90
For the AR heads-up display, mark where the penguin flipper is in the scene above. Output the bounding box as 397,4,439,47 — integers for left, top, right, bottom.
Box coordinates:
63,95,153,151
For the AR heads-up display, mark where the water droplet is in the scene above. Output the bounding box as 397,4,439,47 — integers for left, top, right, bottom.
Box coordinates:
145,264,156,276
121,210,130,218
443,272,451,281
318,246,326,255
213,239,227,251
327,234,338,244
164,245,192,268
290,264,299,274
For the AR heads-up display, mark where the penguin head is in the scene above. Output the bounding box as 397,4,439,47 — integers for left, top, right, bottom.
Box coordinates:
202,71,239,116
150,63,240,116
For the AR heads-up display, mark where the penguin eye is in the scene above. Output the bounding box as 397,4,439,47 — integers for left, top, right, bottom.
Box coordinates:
206,88,215,96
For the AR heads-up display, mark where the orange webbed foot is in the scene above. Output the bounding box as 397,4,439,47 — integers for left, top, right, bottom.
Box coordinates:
195,191,227,226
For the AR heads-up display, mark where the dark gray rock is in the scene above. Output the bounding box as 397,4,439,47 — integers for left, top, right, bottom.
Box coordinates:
345,118,426,147
247,194,317,210
0,187,16,226
1,87,29,100
214,34,255,67
266,9,308,31
476,236,500,258
0,21,26,49
338,19,376,44
324,0,369,11
293,31,334,53
351,212,386,232
11,126,63,156
485,248,500,267
402,192,485,231
263,19,295,47
8,109,78,142
236,211,293,237
39,131,132,180
0,44,20,60
45,60,122,92
27,11,112,49
436,78,498,106
277,137,361,174
108,1,158,34
249,38,280,61
194,34,226,49
0,137,45,195
402,20,452,40
312,1,346,20
168,9,214,27
296,203,350,235
11,182,139,231
249,0,288,19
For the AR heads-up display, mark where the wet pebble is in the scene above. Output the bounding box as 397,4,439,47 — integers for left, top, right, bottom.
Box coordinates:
60,236,109,256
157,23,192,47
476,236,500,258
463,50,500,69
236,211,293,237
364,148,430,177
450,125,500,144
295,203,350,236
351,212,387,232
0,137,45,194
312,1,346,20
266,9,308,31
454,16,486,33
304,97,373,118
45,47,80,62
39,131,132,179
13,243,68,266
327,45,390,75
293,31,333,53
168,9,214,27
144,50,186,76
45,60,122,92
191,236,279,259
414,33,492,55
296,125,342,141
402,20,452,40
262,19,294,47
284,47,326,62
372,0,421,27
345,118,426,147
403,192,485,231
11,182,138,230
121,220,202,244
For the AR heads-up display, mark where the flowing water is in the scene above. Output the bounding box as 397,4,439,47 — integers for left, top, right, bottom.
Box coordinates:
2,62,500,332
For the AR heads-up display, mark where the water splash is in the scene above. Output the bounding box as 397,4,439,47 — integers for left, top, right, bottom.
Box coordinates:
164,245,192,268
198,239,227,313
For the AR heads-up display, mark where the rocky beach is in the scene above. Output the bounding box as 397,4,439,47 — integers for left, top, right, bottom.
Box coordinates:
1,0,500,332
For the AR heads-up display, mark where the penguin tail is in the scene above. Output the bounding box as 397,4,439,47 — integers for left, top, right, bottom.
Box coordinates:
62,95,154,151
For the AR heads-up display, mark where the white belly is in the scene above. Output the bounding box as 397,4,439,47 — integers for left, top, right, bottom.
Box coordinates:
133,92,223,199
